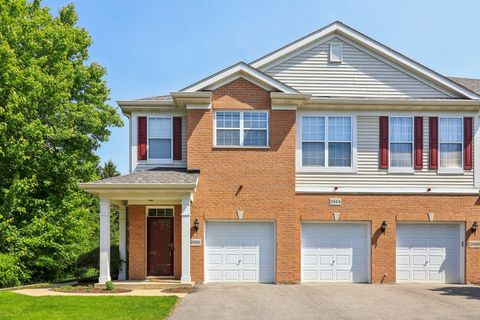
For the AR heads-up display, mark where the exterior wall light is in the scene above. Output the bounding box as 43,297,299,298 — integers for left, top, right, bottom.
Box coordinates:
381,221,388,233
472,221,478,233
193,219,200,233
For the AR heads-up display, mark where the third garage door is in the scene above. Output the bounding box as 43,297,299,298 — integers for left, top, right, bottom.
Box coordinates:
301,223,370,282
396,224,462,283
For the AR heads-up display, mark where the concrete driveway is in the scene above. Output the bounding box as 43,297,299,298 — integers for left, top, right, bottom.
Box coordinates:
169,284,480,320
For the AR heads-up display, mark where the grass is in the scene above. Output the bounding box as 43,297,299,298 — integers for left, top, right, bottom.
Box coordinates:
0,291,178,320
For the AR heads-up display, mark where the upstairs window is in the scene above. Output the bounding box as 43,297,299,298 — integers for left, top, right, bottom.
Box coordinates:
215,111,268,147
389,117,413,168
302,116,352,167
439,118,463,169
148,117,172,159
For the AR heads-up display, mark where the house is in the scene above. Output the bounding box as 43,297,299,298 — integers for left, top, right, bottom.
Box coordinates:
80,21,480,285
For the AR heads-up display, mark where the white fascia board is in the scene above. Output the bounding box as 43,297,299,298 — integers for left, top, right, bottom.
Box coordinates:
79,182,198,192
296,186,479,195
272,105,298,110
117,99,175,106
180,62,298,94
186,104,211,110
251,21,480,100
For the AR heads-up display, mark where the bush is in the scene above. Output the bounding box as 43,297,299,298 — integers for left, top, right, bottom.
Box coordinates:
75,245,121,280
105,280,114,291
0,254,28,288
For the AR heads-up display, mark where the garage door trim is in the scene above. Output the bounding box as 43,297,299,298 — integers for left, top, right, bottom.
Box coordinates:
301,221,371,283
204,220,276,283
396,222,465,284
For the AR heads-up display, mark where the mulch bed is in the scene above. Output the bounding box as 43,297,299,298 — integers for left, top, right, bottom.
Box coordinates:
161,287,195,294
52,284,131,294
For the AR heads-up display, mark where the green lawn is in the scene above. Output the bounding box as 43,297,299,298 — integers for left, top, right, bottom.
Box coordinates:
0,291,178,320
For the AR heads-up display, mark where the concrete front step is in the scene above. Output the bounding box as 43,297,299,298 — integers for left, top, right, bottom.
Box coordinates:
95,280,195,290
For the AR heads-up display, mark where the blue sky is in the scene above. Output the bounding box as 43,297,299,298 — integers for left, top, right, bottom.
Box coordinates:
42,0,480,174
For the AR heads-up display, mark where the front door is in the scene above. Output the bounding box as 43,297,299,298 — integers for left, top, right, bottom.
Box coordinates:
147,217,174,276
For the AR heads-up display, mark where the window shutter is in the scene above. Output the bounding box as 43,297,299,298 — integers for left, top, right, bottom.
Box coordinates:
379,116,389,169
429,117,438,170
173,117,182,160
137,117,147,160
464,117,473,170
414,117,423,170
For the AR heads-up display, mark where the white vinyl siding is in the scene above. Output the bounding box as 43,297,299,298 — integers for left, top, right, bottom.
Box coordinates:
296,114,474,191
132,112,187,172
264,37,452,98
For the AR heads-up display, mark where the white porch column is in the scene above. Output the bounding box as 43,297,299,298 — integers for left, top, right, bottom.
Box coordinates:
118,206,127,281
98,198,111,284
181,196,191,284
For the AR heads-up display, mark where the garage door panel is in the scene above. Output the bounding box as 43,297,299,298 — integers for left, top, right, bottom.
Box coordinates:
396,224,461,284
205,222,275,283
301,223,369,283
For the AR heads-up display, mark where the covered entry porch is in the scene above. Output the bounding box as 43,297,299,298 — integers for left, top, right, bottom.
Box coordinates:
80,168,198,286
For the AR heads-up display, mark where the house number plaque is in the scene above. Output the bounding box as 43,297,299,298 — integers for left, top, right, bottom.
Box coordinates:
329,198,342,206
469,240,480,248
191,239,202,247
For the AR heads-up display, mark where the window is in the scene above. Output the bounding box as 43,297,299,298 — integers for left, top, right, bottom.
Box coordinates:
439,118,463,169
215,111,268,147
148,117,172,159
301,116,352,167
329,43,343,62
148,208,174,217
389,117,413,168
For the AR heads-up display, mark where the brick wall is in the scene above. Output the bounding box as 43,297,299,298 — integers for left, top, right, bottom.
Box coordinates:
187,77,298,283
296,194,480,283
127,205,146,280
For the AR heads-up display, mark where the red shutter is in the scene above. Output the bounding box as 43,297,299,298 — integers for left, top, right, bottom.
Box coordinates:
429,117,438,170
464,117,473,170
379,116,389,169
137,117,147,160
173,117,182,160
414,117,423,170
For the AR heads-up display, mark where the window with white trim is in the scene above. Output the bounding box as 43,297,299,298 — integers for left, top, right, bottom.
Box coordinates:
439,117,463,169
215,111,268,147
148,117,172,159
389,117,413,168
329,43,343,62
302,116,352,167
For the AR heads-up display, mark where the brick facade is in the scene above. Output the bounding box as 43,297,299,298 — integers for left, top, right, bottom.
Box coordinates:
126,77,480,284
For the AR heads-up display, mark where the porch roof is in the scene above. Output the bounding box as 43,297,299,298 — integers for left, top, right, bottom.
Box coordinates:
79,168,199,202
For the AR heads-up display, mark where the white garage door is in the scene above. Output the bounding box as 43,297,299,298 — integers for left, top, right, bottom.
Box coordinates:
396,224,462,283
301,223,370,282
205,222,275,283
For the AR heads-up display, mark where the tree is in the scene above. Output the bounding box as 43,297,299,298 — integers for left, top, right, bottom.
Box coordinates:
98,160,121,179
0,0,122,285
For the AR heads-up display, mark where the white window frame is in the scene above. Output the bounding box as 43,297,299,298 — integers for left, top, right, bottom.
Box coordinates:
147,116,173,163
297,112,357,173
438,117,464,174
388,116,415,174
329,43,343,63
213,110,269,148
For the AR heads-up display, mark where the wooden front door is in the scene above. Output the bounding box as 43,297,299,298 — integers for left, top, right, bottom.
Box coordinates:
147,217,174,276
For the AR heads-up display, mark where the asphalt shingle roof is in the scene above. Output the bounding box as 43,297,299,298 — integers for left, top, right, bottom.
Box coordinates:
448,77,480,94
135,95,173,101
91,168,199,184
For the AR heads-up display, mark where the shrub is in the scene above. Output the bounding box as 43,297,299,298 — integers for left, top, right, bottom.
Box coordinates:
0,254,27,288
75,245,121,280
105,280,114,291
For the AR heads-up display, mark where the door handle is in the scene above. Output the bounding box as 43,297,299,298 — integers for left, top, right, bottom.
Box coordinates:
332,260,335,265
237,260,242,265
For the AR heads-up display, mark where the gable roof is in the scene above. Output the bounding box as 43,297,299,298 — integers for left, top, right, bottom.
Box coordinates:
251,21,480,100
180,62,299,94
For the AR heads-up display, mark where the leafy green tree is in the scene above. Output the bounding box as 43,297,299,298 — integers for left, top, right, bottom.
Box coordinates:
0,0,122,285
98,160,121,179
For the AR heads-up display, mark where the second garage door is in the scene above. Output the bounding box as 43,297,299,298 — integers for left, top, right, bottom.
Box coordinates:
205,221,275,283
301,223,370,282
396,224,463,283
